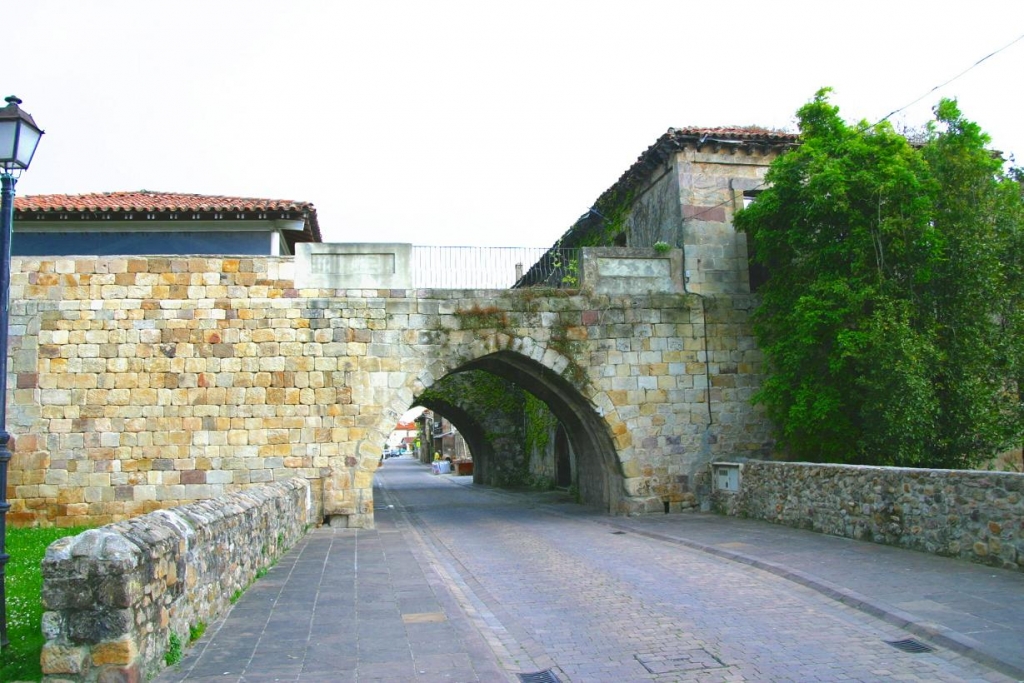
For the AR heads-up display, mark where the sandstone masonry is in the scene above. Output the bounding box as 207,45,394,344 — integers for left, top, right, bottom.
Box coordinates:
8,252,772,527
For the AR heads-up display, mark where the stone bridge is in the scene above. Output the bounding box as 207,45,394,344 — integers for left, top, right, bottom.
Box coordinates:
9,245,772,528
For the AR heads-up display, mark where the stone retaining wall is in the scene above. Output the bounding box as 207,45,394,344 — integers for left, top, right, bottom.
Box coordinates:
714,461,1024,572
39,478,312,682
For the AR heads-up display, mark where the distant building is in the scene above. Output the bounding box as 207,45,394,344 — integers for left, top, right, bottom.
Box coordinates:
12,190,321,256
530,126,799,294
386,421,419,452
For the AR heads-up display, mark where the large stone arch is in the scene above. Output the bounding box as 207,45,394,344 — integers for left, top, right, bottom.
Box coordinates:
348,333,629,522
10,255,775,531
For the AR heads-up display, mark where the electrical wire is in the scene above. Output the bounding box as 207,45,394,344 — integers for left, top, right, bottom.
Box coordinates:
682,32,1024,224
876,32,1024,125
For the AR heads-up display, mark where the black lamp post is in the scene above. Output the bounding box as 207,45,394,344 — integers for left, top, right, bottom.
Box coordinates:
0,95,44,649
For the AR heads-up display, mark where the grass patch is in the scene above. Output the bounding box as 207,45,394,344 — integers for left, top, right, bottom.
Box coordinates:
164,632,183,666
189,621,206,643
0,525,91,682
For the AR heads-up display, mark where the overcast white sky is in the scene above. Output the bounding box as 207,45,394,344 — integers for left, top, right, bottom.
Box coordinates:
7,1,1024,247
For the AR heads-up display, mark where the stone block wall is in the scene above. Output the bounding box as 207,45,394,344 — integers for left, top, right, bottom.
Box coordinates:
7,253,773,526
40,478,312,682
714,461,1024,572
674,147,774,296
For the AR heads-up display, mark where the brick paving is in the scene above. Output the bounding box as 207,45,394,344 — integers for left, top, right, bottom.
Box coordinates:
160,457,1024,682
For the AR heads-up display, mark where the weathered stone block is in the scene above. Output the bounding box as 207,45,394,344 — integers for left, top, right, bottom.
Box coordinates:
41,642,90,675
91,637,138,666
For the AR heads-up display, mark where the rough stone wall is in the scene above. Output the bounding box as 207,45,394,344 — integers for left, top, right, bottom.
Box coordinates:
40,478,311,682
715,461,1024,572
524,395,560,487
8,254,773,526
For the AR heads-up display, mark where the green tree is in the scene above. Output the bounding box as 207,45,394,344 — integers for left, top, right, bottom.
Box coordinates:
735,89,1024,468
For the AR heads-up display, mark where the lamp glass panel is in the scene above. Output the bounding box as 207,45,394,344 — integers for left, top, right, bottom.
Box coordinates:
0,121,17,163
15,124,41,168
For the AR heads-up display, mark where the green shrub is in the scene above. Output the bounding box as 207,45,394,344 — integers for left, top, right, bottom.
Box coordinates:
189,621,206,642
165,632,183,666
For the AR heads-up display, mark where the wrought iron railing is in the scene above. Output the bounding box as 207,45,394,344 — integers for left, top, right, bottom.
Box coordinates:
411,246,581,289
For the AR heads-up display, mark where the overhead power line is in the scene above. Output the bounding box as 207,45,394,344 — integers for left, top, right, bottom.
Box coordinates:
877,32,1024,125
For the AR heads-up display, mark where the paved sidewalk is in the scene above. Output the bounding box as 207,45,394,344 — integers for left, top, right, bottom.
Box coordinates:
604,511,1024,679
160,460,1024,682
159,492,510,682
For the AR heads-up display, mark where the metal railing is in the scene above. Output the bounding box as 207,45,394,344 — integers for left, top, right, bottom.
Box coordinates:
411,246,581,289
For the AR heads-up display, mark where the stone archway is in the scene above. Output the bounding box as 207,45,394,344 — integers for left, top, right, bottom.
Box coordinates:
413,395,495,482
358,336,628,520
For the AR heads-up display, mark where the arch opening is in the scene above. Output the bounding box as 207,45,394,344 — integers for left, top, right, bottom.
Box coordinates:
442,350,623,512
365,346,626,524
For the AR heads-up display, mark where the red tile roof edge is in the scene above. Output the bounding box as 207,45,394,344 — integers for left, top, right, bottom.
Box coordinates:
14,190,314,214
14,190,322,243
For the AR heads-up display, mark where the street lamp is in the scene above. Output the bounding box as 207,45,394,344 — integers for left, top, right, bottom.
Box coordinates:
0,95,44,648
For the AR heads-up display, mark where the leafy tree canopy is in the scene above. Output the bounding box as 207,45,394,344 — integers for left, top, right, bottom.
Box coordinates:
735,89,1024,468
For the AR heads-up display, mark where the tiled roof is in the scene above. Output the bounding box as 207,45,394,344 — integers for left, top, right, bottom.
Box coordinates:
16,190,311,214
664,126,799,143
15,190,322,245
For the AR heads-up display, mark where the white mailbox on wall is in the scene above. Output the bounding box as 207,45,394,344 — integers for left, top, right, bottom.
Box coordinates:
713,462,741,492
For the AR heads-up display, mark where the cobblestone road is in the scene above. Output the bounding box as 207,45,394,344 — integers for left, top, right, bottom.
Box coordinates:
377,458,1013,682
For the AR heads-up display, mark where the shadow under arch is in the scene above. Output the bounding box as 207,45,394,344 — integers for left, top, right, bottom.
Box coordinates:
452,350,624,513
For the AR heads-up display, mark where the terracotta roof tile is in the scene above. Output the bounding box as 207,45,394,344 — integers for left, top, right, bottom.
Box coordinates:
15,190,322,246
15,190,313,214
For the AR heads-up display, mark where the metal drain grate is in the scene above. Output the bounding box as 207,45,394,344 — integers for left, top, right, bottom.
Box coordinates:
886,638,935,653
517,670,561,683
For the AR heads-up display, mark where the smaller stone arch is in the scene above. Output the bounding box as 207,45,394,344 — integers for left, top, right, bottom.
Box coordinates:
413,395,494,479
438,333,627,512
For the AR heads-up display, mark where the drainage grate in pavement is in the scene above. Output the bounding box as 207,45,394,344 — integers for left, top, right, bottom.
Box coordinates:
517,670,561,683
886,638,935,653
635,649,728,674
